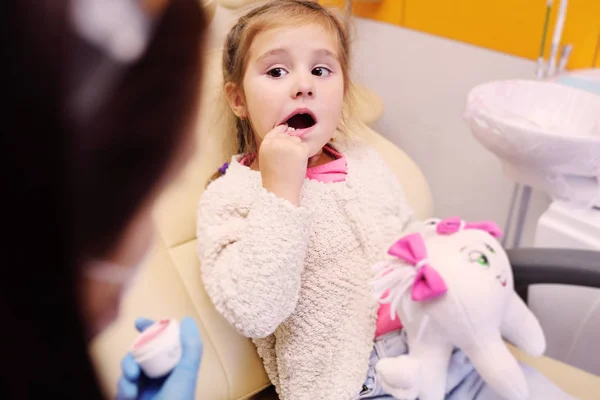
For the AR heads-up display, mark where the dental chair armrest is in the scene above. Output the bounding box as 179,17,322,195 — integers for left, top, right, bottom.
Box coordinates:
506,248,600,303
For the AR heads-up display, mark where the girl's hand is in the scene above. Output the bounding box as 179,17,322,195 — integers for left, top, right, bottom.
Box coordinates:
259,124,310,206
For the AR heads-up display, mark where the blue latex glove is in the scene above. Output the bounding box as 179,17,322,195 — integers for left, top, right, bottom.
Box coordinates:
116,316,203,400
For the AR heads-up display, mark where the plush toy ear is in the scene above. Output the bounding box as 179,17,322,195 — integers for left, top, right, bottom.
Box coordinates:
501,293,546,357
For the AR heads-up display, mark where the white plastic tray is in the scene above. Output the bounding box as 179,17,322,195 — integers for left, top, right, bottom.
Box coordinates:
464,79,600,206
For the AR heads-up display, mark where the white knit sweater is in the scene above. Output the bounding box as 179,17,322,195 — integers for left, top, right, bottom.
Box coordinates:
196,140,413,399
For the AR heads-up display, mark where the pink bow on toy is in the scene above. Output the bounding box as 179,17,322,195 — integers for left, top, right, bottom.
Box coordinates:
387,233,448,302
436,217,503,238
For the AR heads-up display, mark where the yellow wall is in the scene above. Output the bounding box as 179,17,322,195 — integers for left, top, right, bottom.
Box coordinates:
339,0,600,70
595,33,600,67
352,0,405,26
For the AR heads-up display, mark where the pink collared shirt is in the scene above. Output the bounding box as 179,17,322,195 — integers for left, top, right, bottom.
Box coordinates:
239,145,348,183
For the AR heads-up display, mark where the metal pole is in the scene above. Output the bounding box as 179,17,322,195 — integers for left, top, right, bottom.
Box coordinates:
512,185,533,248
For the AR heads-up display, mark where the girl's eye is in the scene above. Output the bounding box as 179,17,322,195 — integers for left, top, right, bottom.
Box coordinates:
468,250,490,268
312,67,332,77
267,68,288,78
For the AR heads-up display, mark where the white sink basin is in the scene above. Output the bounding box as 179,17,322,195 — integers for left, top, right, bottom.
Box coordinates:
464,79,600,207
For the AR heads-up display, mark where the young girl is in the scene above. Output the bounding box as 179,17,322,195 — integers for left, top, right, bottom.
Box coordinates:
197,1,574,399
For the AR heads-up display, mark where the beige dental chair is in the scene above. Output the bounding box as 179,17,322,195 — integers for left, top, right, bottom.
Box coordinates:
89,1,600,399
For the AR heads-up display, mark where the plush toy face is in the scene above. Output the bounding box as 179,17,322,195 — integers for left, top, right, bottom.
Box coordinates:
424,229,513,346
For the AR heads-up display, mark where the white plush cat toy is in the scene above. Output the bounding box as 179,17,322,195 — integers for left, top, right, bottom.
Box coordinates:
371,217,546,400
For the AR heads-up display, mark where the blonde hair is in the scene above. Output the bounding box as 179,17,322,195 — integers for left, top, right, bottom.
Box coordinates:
222,0,352,156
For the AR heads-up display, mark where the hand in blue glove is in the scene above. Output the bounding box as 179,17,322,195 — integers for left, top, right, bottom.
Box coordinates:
116,316,203,400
